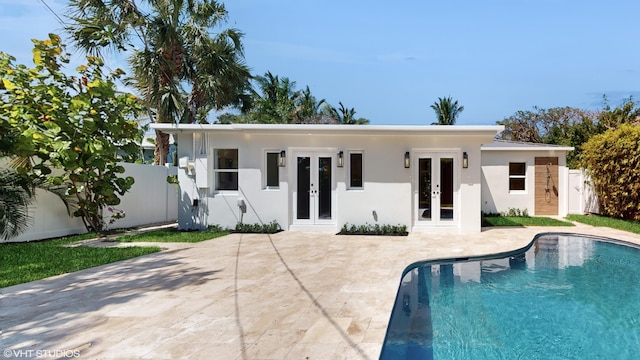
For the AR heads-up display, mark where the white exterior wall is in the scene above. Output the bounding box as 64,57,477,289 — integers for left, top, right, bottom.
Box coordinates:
4,163,178,242
173,128,492,233
481,150,570,216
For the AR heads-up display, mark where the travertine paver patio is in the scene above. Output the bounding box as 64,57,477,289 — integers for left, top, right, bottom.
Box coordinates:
2,223,640,359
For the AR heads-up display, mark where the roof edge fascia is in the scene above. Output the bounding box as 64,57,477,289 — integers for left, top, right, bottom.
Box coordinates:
151,123,505,137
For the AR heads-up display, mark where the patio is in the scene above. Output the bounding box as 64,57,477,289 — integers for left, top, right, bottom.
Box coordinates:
2,224,640,359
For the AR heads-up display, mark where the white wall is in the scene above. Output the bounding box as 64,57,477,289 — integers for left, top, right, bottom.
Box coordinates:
481,150,570,216
4,163,178,243
175,131,491,233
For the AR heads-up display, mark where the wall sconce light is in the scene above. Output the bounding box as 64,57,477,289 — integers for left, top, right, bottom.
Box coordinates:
462,152,469,169
279,150,286,167
337,151,344,167
404,152,410,168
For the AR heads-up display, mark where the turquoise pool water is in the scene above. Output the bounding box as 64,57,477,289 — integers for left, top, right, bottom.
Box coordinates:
380,233,640,359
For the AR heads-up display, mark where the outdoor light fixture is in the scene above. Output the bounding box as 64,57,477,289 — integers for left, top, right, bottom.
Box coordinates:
337,151,344,167
463,152,469,169
404,152,410,168
279,150,286,167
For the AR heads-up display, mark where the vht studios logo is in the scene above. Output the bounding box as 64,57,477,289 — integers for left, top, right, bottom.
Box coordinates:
3,349,81,358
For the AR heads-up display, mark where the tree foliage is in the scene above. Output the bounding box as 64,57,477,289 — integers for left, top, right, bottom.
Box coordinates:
66,0,251,164
580,124,640,221
497,100,640,169
0,34,145,232
219,71,369,125
0,169,34,240
431,96,464,125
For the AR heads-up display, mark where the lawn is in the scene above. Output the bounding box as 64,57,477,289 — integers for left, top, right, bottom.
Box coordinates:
566,214,640,235
0,233,160,288
115,227,228,243
0,227,229,288
483,215,575,227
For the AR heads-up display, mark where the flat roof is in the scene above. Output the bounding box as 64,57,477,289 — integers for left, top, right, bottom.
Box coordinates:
481,140,574,151
151,123,505,137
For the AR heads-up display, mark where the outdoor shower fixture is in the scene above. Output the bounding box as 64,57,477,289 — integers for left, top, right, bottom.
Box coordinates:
404,152,410,168
463,152,469,168
337,151,344,167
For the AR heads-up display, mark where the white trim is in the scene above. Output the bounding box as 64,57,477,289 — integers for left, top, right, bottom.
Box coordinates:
152,123,504,137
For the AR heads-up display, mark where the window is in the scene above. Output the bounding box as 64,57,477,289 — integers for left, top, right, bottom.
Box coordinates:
349,152,363,189
265,152,279,188
509,162,526,191
214,149,238,191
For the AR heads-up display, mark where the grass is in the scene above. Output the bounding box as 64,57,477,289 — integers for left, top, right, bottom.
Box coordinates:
483,215,574,227
0,235,160,288
566,214,640,235
0,227,229,288
115,228,228,243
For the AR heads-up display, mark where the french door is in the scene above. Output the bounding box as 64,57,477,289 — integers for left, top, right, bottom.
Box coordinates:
293,152,335,225
415,153,456,226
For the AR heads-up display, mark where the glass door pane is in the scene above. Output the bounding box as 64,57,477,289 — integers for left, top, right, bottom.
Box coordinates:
418,158,432,220
440,157,454,220
297,156,310,219
318,157,332,219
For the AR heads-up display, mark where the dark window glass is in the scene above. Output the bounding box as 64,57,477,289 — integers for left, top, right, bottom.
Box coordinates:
266,152,279,187
509,162,526,191
509,162,526,176
350,153,363,188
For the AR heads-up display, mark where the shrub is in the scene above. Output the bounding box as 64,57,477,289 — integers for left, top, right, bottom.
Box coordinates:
500,208,529,217
338,223,408,236
233,220,281,234
580,124,640,221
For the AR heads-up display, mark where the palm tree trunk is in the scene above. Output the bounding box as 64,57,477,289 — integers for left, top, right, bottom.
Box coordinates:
154,129,170,165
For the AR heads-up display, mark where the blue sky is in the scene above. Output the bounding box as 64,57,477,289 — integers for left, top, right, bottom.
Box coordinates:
2,0,639,125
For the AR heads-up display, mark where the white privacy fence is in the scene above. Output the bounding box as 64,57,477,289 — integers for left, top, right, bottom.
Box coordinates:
567,169,599,215
3,163,178,243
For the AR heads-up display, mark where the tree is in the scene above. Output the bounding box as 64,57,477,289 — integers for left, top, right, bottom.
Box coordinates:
325,101,370,124
0,169,34,240
497,101,639,169
67,0,251,164
430,97,464,125
295,86,330,123
580,124,640,221
250,71,299,123
0,34,145,232
598,95,640,130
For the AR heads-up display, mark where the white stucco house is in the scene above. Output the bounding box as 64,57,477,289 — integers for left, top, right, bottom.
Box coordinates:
151,123,573,233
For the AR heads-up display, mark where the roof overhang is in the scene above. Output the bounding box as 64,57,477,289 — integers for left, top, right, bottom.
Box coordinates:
151,123,505,137
481,140,574,152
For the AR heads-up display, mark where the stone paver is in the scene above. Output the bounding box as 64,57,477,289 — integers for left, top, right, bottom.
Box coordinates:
2,223,640,359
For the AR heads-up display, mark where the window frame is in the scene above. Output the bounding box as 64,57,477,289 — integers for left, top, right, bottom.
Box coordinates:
264,150,280,189
348,151,364,190
508,162,526,192
213,148,239,192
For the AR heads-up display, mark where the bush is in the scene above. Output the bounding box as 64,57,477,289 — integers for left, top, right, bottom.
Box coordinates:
233,220,281,234
580,124,640,221
338,223,408,236
501,208,529,217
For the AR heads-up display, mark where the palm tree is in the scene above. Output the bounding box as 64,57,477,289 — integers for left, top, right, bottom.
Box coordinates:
431,96,464,125
252,72,299,123
295,86,328,124
325,102,370,124
67,0,251,164
0,169,34,240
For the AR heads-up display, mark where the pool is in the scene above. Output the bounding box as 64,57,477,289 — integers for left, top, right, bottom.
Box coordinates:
380,233,640,359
